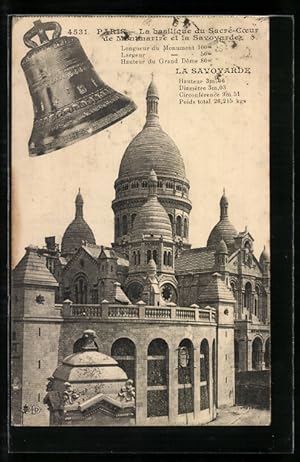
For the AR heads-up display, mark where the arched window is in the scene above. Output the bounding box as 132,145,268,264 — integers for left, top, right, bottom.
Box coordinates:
178,339,194,414
264,338,271,369
74,275,88,304
137,250,141,265
131,181,139,189
244,282,252,310
176,216,182,236
147,339,169,417
147,250,152,263
230,282,236,299
122,215,128,235
176,184,182,191
168,214,173,228
167,252,172,266
142,181,148,188
183,218,188,238
133,251,137,265
163,251,167,265
111,338,136,382
200,339,210,410
116,217,120,238
157,180,163,188
153,250,158,264
131,213,137,228
166,181,173,189
252,337,263,370
254,285,260,317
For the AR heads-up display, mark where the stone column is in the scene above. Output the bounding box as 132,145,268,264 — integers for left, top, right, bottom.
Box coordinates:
193,345,200,422
168,340,178,423
247,339,252,371
209,340,214,419
261,344,266,370
238,338,248,371
135,342,147,425
159,239,164,272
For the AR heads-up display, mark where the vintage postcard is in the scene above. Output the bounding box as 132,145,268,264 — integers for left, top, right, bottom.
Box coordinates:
11,15,270,428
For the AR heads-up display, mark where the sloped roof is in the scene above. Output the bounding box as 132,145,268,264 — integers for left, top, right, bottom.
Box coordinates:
198,273,236,304
175,247,215,273
13,246,58,287
114,283,131,304
82,244,129,268
82,244,101,259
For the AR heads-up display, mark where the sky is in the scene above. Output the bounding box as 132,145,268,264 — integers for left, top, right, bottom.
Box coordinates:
11,16,269,267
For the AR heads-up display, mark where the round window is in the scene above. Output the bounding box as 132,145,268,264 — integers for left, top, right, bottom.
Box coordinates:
161,283,177,303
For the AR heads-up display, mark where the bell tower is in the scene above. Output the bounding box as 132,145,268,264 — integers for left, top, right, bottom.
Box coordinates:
112,77,192,256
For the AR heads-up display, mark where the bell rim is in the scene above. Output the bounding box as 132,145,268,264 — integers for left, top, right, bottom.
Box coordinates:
28,99,137,156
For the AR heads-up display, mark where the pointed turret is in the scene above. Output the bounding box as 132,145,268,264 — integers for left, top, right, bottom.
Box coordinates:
75,188,84,218
220,188,229,219
61,189,96,257
144,74,160,128
207,190,237,248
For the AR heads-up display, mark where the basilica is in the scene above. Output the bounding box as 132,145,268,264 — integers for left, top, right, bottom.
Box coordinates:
11,78,270,426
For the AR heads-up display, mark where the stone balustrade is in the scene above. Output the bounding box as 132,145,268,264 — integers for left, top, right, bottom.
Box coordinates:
62,300,216,324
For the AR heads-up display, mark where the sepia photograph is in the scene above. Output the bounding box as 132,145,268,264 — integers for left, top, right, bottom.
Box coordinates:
10,15,271,429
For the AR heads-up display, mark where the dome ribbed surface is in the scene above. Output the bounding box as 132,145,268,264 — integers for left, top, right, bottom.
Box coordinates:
216,239,228,254
207,218,238,248
118,125,186,180
131,196,172,240
61,217,96,255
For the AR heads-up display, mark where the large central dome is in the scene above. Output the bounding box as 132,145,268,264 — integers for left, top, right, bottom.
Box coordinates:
118,78,186,181
118,126,186,179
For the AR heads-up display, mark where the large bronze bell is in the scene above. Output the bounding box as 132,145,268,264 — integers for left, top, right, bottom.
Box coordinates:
21,20,137,156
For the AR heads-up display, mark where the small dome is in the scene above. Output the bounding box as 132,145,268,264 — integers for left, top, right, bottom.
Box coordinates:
207,219,237,247
61,190,96,256
216,238,228,254
207,191,237,248
61,219,96,255
52,330,127,388
132,196,172,240
260,246,270,264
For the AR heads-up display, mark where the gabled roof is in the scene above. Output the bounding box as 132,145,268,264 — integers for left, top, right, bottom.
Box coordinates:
13,246,58,287
175,247,215,273
82,244,129,268
82,243,101,259
198,273,236,304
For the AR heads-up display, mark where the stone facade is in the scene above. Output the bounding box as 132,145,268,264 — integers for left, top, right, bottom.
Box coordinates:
11,79,270,426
